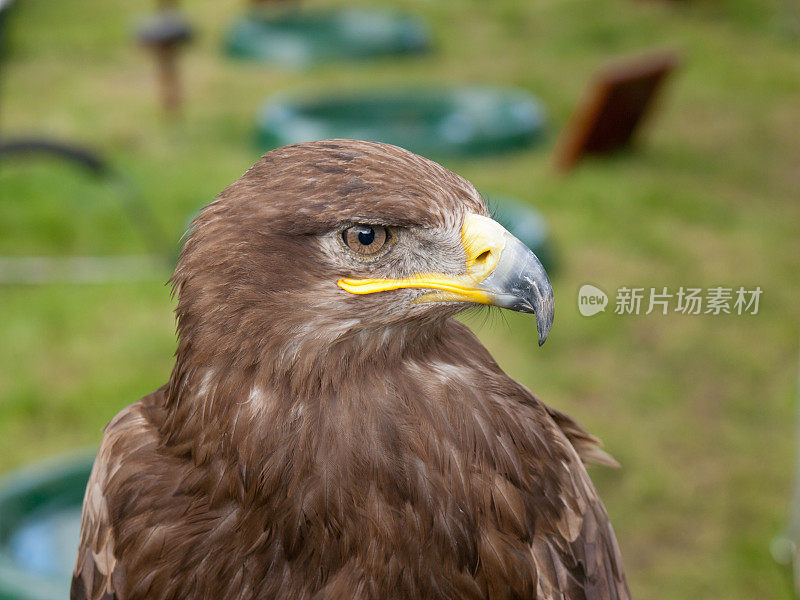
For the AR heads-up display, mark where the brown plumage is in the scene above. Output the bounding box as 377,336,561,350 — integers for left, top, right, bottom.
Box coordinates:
72,140,630,600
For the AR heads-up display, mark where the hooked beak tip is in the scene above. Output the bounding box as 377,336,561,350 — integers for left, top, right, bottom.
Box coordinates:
536,298,554,346
479,235,555,347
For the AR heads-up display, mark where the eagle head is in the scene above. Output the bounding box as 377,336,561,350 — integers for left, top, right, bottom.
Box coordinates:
170,140,553,395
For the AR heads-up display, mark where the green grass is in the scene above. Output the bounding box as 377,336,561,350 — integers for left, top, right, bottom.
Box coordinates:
2,0,800,598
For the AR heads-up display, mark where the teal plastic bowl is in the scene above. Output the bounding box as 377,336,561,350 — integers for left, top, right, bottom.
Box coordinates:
257,87,546,158
225,7,430,67
0,452,94,600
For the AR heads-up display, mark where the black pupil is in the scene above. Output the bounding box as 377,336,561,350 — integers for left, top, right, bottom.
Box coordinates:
357,227,375,246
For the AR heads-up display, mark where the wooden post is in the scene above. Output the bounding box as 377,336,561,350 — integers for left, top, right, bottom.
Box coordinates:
155,46,180,112
136,11,193,114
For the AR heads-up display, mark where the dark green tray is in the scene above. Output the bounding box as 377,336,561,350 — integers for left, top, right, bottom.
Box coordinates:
0,452,94,600
257,87,546,158
225,7,430,67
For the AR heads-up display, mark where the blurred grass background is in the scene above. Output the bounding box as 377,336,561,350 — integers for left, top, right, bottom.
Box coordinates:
1,0,800,598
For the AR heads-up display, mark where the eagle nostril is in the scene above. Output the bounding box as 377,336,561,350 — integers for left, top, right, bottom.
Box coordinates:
474,250,491,267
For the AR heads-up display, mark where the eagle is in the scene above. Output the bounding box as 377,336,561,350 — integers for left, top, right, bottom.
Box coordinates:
72,140,630,600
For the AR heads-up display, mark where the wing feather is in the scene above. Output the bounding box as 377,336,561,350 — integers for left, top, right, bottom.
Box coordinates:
528,422,631,600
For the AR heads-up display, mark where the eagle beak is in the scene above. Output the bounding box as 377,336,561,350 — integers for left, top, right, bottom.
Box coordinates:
338,213,555,345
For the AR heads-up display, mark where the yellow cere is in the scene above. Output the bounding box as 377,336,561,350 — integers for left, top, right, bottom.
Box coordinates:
337,213,509,305
460,214,507,282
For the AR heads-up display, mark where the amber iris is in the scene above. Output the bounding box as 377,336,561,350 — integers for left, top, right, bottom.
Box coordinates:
342,225,389,255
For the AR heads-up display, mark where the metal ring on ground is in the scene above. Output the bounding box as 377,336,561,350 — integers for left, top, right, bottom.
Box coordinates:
0,139,174,283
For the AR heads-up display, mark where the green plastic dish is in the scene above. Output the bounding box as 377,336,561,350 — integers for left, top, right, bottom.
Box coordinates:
0,452,94,600
257,87,546,158
225,7,430,67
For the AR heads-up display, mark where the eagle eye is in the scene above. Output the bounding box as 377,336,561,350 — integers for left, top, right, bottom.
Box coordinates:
342,225,390,256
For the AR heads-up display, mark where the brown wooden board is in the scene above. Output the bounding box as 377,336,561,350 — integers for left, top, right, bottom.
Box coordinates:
554,49,680,172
